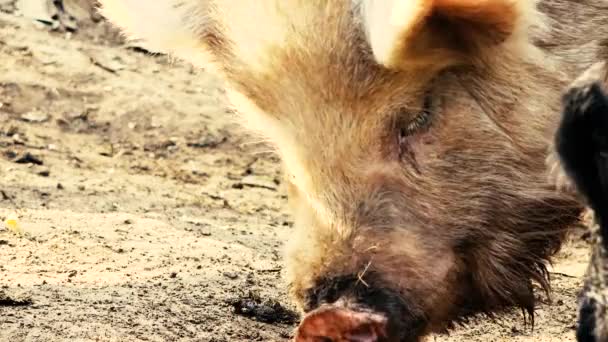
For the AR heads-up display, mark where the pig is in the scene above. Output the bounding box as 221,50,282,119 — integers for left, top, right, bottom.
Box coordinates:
554,61,608,342
97,1,608,341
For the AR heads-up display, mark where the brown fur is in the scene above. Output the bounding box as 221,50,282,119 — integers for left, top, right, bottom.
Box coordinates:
97,0,608,338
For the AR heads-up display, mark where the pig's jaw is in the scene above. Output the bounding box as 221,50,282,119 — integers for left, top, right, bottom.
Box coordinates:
297,274,428,342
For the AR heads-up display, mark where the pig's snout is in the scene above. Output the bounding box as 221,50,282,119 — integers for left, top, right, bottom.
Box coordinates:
294,305,388,342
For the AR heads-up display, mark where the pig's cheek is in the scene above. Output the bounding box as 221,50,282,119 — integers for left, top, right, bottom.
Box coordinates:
354,229,458,303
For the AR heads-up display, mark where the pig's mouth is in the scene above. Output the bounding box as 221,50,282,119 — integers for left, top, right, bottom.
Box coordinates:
295,274,428,342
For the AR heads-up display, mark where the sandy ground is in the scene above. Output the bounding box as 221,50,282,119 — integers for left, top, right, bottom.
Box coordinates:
0,6,595,342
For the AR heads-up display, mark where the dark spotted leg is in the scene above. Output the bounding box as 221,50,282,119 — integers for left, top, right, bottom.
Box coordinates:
556,73,608,342
557,82,608,226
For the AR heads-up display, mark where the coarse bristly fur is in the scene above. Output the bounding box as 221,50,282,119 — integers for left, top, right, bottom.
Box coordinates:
97,1,608,340
555,61,608,342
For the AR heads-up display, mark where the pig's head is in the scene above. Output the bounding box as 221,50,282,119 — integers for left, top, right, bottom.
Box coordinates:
99,0,584,340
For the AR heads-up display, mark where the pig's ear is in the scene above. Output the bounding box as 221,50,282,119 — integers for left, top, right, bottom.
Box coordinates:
360,0,532,69
97,0,215,67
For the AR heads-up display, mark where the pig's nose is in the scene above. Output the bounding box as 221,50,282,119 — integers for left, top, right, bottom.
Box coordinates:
294,305,388,342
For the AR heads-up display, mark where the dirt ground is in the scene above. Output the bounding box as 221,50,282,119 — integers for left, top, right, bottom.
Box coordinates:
0,5,594,342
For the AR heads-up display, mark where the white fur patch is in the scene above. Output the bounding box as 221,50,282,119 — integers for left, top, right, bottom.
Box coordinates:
98,0,213,67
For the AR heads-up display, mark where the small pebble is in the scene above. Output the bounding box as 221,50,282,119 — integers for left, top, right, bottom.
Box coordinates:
20,111,49,123
223,272,238,280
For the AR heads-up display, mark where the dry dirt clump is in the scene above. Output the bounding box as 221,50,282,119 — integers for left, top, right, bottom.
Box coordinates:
0,5,592,342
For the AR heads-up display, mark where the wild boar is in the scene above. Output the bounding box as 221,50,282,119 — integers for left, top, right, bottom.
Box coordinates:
555,61,608,342
97,1,608,341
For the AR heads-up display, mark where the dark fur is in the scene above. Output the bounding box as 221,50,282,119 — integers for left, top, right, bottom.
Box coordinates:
556,81,608,342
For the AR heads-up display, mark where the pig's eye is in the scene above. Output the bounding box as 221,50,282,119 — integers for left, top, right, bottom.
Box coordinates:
398,94,435,141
